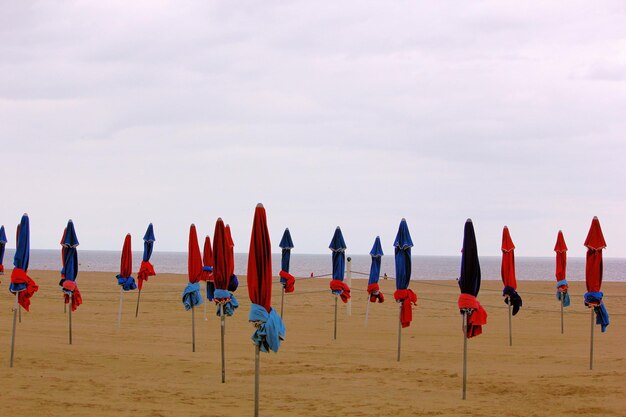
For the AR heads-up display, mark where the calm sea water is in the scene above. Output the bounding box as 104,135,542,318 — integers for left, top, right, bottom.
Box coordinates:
3,249,625,282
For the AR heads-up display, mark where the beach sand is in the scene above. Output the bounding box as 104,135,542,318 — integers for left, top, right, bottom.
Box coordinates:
0,270,624,417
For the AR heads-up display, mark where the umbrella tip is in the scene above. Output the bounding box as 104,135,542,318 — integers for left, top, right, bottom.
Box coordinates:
256,203,264,208
504,225,508,229
285,227,289,231
593,216,598,220
68,219,73,223
190,223,195,227
401,217,406,222
336,226,341,230
466,218,472,223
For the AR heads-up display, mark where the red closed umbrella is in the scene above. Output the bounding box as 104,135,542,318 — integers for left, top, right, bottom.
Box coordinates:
247,204,285,417
212,218,239,383
184,224,203,352
201,235,214,319
583,216,609,370
116,234,136,328
501,226,522,346
554,231,569,333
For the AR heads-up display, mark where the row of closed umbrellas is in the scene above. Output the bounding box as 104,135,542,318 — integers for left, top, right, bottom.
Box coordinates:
0,212,610,411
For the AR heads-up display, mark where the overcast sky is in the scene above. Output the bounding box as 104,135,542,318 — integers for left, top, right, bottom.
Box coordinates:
1,1,625,257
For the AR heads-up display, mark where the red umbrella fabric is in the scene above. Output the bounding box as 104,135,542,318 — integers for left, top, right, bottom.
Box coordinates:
501,226,522,315
554,230,570,306
116,234,136,291
212,218,239,316
247,204,285,352
225,225,239,292
584,217,609,331
182,224,203,310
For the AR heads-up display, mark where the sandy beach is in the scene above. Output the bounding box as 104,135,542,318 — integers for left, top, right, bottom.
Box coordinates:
0,270,624,417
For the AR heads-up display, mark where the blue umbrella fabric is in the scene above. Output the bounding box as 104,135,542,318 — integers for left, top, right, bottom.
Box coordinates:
367,236,385,303
0,225,6,275
9,214,39,311
457,219,487,338
329,227,350,303
279,228,295,293
393,219,417,328
137,223,157,290
60,220,82,311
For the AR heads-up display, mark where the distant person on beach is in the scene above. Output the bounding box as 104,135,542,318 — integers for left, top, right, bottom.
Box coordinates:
310,272,314,278
384,273,388,280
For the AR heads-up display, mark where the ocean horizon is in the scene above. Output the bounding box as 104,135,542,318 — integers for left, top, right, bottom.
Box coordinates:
3,249,625,282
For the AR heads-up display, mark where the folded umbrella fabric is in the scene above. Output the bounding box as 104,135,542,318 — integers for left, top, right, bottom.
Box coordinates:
249,303,286,353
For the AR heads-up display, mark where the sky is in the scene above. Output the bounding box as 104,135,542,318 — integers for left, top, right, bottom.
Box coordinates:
1,1,625,258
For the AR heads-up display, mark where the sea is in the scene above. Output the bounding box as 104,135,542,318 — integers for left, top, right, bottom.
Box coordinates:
3,249,625,282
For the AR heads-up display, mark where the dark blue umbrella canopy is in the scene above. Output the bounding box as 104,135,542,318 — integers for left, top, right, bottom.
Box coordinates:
329,227,346,281
143,223,156,262
62,220,79,282
394,219,413,291
14,214,30,272
279,228,293,273
368,236,384,285
0,225,6,269
459,219,481,297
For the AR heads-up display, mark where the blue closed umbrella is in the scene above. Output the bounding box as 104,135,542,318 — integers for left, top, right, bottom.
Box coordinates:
61,220,81,344
0,225,6,275
9,214,38,367
367,236,385,301
136,223,157,317
457,218,487,399
329,226,349,340
393,218,416,361
278,228,295,317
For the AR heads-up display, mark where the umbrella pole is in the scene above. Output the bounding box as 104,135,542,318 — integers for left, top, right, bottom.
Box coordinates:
560,295,564,334
333,294,338,340
204,282,208,321
18,305,21,323
254,344,260,417
462,312,468,400
191,305,196,352
69,293,73,345
364,296,371,327
64,302,67,314
10,293,18,367
117,287,123,329
590,308,594,370
508,302,512,346
280,287,285,318
135,288,142,318
220,304,226,383
397,304,402,362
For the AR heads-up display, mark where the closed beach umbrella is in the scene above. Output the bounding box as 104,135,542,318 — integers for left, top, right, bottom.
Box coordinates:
0,225,6,275
554,231,569,333
584,216,609,370
247,204,285,417
116,233,136,328
60,220,81,344
183,224,203,352
135,223,157,317
457,219,487,399
278,228,295,318
201,235,214,319
393,218,417,361
329,226,349,340
225,225,239,293
212,218,238,383
9,214,39,367
501,226,522,346
364,236,384,326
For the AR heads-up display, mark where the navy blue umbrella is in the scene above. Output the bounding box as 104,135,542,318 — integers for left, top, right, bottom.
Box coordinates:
393,219,416,361
457,219,487,399
0,225,6,275
329,227,349,340
9,214,38,367
61,220,81,344
278,228,295,317
136,223,156,317
364,236,384,326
